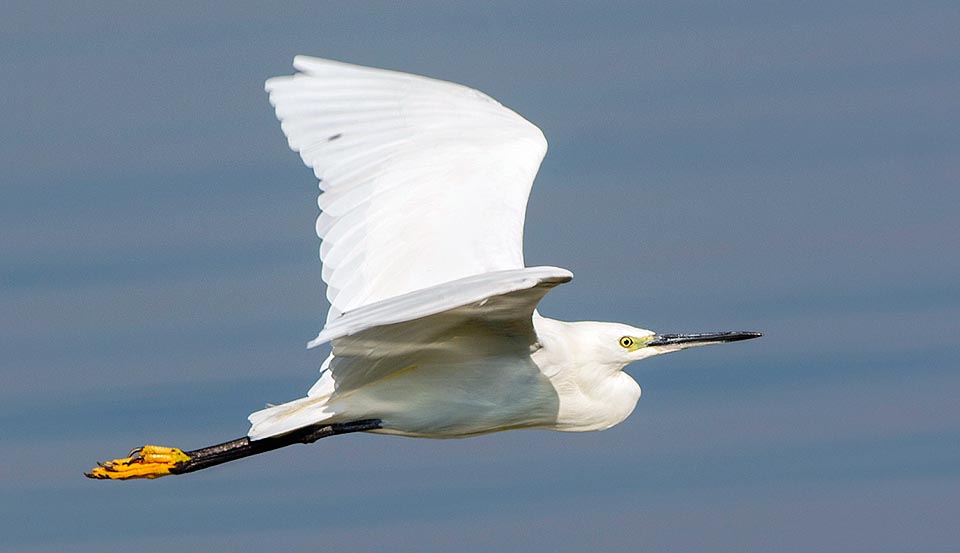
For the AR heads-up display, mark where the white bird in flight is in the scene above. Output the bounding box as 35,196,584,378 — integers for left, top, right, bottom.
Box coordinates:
88,56,761,480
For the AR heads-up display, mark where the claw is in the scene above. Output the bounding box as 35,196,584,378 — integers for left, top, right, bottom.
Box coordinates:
86,445,191,480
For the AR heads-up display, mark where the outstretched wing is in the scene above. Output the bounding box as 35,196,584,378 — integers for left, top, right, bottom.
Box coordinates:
266,56,548,322
318,266,571,391
247,267,571,439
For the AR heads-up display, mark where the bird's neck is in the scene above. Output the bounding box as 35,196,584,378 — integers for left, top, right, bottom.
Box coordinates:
532,316,642,431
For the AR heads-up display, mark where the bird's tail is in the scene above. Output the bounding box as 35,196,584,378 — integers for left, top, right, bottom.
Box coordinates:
247,396,338,440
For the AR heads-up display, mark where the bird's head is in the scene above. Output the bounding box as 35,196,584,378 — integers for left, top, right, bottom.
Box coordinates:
586,322,762,371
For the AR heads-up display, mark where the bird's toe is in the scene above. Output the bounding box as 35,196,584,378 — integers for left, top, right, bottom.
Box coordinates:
86,445,191,480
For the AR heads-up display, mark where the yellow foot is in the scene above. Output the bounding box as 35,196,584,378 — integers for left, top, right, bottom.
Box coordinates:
86,445,192,480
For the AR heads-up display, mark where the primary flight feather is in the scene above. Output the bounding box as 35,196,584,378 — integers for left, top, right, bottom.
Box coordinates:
268,56,547,323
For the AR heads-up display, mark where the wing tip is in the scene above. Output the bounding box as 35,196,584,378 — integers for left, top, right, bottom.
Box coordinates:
292,54,321,72
292,55,366,75
530,266,574,284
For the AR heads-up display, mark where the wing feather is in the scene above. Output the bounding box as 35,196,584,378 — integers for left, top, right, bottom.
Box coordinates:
315,267,572,392
308,266,572,348
266,56,548,323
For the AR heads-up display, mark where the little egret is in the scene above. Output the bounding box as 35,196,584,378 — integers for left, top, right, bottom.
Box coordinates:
88,57,761,480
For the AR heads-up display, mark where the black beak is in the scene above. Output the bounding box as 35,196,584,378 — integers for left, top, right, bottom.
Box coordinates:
647,331,763,347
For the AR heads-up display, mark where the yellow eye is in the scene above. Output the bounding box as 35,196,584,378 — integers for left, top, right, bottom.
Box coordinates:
619,336,635,349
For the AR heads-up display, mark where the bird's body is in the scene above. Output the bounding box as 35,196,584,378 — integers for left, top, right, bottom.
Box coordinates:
88,56,760,480
249,314,644,440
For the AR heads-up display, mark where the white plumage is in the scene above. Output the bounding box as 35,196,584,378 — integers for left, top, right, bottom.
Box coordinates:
247,57,759,441
266,56,545,323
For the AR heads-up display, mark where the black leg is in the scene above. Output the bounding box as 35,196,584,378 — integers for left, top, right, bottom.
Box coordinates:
170,419,383,475
86,419,382,479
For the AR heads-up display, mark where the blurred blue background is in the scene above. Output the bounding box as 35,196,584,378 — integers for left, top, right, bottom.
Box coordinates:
2,2,958,551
